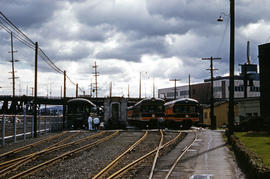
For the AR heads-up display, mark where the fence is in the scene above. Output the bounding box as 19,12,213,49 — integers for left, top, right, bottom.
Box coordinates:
0,108,63,146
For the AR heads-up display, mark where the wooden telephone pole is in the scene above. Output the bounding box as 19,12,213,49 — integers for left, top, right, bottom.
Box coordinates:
34,42,38,137
169,79,180,100
9,32,19,97
92,61,99,98
202,56,221,129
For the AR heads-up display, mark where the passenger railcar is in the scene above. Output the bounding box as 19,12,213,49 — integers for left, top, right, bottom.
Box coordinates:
66,98,96,129
164,98,200,129
127,98,165,128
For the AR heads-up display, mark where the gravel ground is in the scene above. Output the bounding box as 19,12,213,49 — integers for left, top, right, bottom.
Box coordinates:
0,132,62,155
4,131,111,178
1,130,187,179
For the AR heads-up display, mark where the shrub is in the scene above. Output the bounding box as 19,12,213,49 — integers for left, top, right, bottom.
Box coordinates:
237,116,269,132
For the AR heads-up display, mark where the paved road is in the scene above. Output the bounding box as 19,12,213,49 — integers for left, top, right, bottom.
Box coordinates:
152,129,245,179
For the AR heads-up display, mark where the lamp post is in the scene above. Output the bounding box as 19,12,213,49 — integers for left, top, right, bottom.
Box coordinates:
218,0,235,135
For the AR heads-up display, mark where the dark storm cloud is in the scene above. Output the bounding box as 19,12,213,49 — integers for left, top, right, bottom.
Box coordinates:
0,0,269,92
73,1,191,38
99,66,124,75
95,36,167,61
0,0,61,28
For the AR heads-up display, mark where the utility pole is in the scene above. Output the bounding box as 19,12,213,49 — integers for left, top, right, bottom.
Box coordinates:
109,81,112,98
92,61,99,98
188,74,191,98
63,70,66,128
76,83,78,97
153,78,155,98
128,84,130,98
26,85,28,96
139,72,142,98
31,87,34,96
64,71,66,98
202,56,221,130
228,0,235,135
169,79,180,100
9,32,19,97
34,42,38,137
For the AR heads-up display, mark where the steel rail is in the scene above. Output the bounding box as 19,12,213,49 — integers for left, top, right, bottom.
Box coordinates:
107,131,182,179
164,131,198,179
9,131,119,179
0,131,68,158
149,129,164,179
0,131,105,177
0,132,79,169
92,130,149,179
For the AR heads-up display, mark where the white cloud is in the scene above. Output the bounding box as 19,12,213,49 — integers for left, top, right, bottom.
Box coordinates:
0,0,269,98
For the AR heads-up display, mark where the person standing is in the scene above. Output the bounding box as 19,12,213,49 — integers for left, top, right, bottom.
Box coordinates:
93,117,100,130
88,114,93,130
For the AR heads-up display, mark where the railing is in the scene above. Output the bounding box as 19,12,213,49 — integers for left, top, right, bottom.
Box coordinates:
0,109,63,146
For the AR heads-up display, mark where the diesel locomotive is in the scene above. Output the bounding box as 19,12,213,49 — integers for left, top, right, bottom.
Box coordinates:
127,98,165,128
164,98,200,129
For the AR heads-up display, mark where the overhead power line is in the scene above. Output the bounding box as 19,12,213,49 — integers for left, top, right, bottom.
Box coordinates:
0,11,83,90
0,12,63,74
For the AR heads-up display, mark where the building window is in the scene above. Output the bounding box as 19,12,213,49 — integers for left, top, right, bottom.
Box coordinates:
234,86,244,91
180,90,189,96
167,92,177,97
213,86,222,92
250,86,260,92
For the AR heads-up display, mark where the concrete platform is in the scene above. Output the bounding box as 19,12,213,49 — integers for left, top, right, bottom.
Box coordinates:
154,129,246,179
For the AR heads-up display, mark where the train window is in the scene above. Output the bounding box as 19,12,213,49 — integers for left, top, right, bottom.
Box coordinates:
141,104,163,113
156,105,164,112
173,105,197,113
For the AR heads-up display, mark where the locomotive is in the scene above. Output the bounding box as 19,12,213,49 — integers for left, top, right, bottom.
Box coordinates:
164,98,200,129
127,98,165,128
66,98,96,129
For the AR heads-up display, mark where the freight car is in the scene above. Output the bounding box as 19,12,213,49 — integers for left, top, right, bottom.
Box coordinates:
164,98,200,129
127,98,165,128
66,98,96,129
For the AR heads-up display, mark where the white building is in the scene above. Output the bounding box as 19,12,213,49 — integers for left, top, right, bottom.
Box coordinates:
158,63,260,103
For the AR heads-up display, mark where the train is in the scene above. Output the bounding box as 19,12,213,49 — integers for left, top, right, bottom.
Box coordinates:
66,97,200,130
127,97,200,129
127,98,165,128
164,98,200,129
66,98,97,129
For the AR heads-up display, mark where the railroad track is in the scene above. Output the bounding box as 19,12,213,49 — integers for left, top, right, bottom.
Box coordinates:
0,131,68,159
1,130,119,179
92,130,183,179
110,130,197,179
0,131,80,171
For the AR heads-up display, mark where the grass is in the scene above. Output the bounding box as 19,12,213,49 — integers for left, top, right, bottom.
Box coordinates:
235,132,270,168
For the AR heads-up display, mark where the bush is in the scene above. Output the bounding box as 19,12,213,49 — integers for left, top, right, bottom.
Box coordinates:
236,116,270,132
229,134,270,179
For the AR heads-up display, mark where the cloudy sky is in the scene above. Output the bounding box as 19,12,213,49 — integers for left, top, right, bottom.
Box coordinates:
0,0,269,98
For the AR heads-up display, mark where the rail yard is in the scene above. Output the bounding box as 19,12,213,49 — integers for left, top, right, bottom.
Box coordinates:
0,129,244,179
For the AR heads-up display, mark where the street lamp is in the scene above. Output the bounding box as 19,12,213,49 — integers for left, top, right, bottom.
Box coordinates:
218,0,235,135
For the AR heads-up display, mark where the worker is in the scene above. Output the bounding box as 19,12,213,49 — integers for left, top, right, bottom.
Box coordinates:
88,114,93,130
100,121,104,130
93,117,100,130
